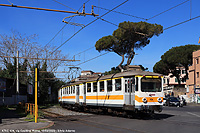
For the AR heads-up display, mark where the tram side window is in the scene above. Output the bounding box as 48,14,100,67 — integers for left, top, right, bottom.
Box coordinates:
107,80,112,92
84,84,86,94
135,78,138,91
93,82,97,92
100,81,104,92
76,85,79,95
125,80,128,93
87,83,91,93
115,79,121,91
73,86,75,94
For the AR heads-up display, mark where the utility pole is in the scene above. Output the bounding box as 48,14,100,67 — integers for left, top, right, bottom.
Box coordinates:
16,51,19,104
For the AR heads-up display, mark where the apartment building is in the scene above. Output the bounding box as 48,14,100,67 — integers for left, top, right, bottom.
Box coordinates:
163,67,187,97
186,49,200,103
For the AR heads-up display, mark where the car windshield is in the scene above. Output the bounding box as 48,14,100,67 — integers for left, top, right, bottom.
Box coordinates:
170,97,179,102
141,78,162,92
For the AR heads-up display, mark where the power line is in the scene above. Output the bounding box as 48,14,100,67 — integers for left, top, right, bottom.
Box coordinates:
94,0,189,21
78,0,91,11
75,51,110,66
163,14,200,31
52,0,78,12
45,0,91,53
74,46,94,56
74,0,192,63
93,5,147,21
6,0,13,5
44,24,67,48
147,0,189,20
73,14,200,67
99,18,147,36
49,0,129,56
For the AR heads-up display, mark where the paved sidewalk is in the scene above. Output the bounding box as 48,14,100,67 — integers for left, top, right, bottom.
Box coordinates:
0,118,53,132
0,106,54,132
187,103,200,106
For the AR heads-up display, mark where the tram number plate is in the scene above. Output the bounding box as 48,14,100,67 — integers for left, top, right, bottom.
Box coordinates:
150,98,153,101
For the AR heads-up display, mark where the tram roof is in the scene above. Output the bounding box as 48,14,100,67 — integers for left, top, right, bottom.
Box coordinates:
67,70,162,85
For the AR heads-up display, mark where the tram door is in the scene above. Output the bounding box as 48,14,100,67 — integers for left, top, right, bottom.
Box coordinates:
83,83,86,103
76,85,79,103
125,78,135,105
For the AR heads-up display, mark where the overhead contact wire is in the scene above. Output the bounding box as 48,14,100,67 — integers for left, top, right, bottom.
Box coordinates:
147,0,190,20
50,0,129,56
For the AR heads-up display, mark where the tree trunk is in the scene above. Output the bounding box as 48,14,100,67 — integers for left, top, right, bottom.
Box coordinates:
118,54,124,71
127,48,135,66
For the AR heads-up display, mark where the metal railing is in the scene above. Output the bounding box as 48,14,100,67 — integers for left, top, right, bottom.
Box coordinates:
25,103,35,115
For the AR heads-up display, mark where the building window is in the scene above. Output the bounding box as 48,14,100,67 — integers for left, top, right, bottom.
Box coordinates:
182,70,186,74
107,80,112,92
93,82,97,92
175,78,178,82
100,81,104,92
196,58,199,64
87,83,91,92
115,79,121,91
197,72,199,78
181,78,186,82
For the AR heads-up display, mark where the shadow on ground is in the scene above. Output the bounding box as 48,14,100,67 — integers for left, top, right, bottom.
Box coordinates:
0,105,26,120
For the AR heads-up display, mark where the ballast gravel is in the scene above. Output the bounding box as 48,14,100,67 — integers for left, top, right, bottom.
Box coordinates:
43,106,92,116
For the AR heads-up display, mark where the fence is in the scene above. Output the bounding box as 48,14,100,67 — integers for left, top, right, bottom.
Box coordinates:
25,103,35,115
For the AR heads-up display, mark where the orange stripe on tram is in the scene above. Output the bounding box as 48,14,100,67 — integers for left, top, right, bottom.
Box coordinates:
86,95,123,100
62,96,75,99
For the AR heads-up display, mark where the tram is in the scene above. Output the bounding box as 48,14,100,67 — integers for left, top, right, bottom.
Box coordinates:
58,70,163,114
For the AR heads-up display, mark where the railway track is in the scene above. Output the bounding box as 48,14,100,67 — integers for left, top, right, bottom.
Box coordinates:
42,107,146,133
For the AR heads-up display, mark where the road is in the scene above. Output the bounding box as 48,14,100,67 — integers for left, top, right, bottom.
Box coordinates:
47,106,200,133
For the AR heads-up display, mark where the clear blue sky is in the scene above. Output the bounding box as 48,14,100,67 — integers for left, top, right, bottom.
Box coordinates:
1,0,200,75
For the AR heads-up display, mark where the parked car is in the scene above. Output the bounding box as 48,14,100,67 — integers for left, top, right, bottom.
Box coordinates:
166,97,182,107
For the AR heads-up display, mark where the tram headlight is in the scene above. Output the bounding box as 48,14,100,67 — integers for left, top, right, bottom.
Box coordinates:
157,97,162,103
142,97,147,103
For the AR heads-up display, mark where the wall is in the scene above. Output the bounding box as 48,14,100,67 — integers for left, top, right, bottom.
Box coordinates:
0,95,27,105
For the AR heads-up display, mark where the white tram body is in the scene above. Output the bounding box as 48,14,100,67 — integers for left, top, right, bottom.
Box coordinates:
58,70,163,113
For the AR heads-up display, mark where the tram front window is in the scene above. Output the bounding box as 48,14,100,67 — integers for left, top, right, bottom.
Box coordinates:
141,78,161,92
